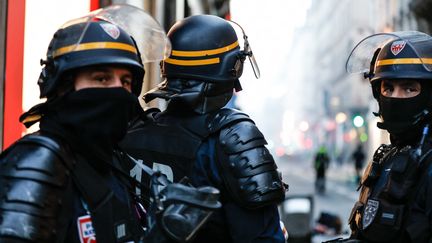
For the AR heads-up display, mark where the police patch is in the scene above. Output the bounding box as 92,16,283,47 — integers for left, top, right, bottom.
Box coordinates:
77,215,96,243
390,40,406,56
362,199,379,230
100,23,120,40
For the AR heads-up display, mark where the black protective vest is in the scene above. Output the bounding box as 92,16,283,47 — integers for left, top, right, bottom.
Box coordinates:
120,109,210,196
349,143,432,242
0,133,144,243
119,108,286,209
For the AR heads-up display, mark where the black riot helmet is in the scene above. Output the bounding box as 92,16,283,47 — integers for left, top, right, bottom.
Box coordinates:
144,14,260,114
346,31,432,97
371,40,432,83
346,31,432,138
38,4,171,99
39,20,144,98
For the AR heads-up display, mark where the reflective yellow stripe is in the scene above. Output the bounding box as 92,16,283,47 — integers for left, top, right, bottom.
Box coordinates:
165,57,220,66
376,58,432,66
171,41,239,57
53,42,137,57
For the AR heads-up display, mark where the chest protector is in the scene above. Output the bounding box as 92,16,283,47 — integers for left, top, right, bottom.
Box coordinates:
349,143,432,242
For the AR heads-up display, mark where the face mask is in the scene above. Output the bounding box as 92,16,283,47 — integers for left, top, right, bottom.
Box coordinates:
377,87,430,136
46,88,140,161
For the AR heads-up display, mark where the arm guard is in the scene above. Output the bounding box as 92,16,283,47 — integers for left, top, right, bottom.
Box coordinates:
216,119,286,209
0,134,73,242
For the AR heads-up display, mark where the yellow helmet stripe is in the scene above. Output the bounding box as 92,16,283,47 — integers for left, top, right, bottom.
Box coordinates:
376,58,432,66
53,42,137,57
171,41,239,57
165,57,220,66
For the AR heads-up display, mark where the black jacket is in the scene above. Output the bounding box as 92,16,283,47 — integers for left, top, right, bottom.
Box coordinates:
349,142,432,242
0,132,144,243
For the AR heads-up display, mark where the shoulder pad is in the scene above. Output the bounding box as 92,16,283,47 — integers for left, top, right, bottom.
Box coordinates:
373,144,395,163
219,120,267,154
208,108,253,134
1,134,73,186
214,117,286,208
217,145,286,208
0,133,73,241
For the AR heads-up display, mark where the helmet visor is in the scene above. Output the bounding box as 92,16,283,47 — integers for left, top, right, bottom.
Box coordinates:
346,31,432,74
245,41,261,79
229,20,261,79
59,4,171,63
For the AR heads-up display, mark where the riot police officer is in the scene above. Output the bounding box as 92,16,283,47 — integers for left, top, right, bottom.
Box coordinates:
0,5,219,243
120,14,287,243
345,31,432,242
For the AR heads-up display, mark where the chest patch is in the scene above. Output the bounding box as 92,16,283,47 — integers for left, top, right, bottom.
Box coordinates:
77,214,97,243
362,199,379,230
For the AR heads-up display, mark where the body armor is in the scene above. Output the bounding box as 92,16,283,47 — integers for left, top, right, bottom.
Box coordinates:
0,134,73,242
0,133,144,242
120,108,286,209
349,143,432,242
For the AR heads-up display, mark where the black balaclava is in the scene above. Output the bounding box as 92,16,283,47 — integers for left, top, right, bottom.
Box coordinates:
376,81,432,145
39,87,141,171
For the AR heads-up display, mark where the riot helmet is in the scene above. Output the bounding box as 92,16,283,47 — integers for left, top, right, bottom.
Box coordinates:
39,20,144,98
20,4,171,128
144,14,260,114
38,4,171,98
346,31,432,137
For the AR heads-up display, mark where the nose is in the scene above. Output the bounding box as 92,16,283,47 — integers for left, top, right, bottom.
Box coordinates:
390,86,403,98
390,87,404,98
110,75,124,88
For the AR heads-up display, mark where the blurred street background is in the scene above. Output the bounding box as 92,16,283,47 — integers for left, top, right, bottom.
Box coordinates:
277,154,357,242
3,0,432,242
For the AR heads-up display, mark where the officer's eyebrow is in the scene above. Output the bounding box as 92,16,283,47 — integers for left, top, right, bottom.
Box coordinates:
396,79,421,88
380,80,394,87
86,66,133,76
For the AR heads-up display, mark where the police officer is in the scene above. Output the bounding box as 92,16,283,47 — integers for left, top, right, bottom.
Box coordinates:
0,5,205,243
345,31,432,242
120,15,287,243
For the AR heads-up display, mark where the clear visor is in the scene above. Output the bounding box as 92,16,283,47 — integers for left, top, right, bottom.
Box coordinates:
229,20,261,79
244,37,261,79
346,31,432,74
59,4,171,63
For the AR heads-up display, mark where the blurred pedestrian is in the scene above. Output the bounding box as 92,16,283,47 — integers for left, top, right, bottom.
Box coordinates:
346,31,432,242
351,144,366,184
314,145,330,194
